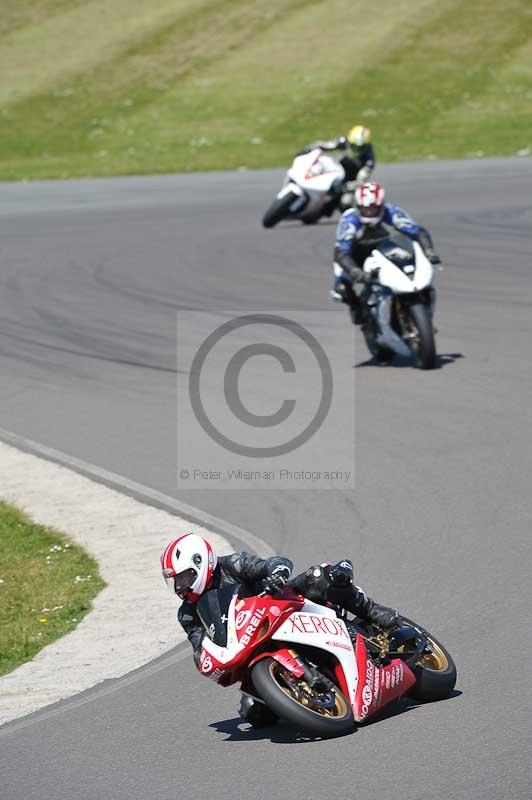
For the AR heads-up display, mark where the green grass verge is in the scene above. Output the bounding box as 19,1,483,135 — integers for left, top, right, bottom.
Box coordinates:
0,0,531,180
0,501,105,676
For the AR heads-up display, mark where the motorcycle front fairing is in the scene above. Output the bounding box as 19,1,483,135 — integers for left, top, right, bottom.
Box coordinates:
287,150,345,194
280,149,345,218
196,592,359,700
276,181,308,214
365,241,434,294
197,590,305,685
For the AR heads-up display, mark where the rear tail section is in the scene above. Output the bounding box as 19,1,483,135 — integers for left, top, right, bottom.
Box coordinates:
353,636,416,723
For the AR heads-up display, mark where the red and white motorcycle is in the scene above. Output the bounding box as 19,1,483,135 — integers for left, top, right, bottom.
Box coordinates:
262,148,345,228
196,586,456,738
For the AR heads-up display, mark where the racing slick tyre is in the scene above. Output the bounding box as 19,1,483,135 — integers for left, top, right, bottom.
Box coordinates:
251,657,354,738
262,192,298,228
403,619,457,702
407,303,436,370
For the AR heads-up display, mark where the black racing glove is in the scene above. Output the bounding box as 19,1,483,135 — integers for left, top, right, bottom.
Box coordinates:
367,604,401,629
263,564,291,595
359,268,380,284
326,560,354,587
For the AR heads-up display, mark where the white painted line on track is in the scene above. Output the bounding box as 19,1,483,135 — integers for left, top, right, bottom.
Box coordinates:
0,429,273,729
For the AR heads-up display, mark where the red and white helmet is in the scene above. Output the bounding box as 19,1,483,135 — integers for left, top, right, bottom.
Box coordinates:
355,182,386,225
161,533,218,601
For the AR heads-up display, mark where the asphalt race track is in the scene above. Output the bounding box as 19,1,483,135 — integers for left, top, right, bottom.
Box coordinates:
0,159,531,800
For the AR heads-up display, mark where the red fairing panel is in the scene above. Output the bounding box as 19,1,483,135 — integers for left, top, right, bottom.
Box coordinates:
353,635,416,723
197,592,306,686
197,648,228,684
249,648,305,677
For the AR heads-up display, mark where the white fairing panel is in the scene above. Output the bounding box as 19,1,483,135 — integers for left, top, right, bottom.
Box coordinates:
201,598,359,708
277,182,304,199
364,244,434,294
411,242,434,290
271,600,358,707
288,150,345,193
365,251,414,293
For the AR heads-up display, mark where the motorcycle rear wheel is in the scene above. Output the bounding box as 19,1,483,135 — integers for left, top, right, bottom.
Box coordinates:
251,657,354,738
402,618,457,701
262,192,298,228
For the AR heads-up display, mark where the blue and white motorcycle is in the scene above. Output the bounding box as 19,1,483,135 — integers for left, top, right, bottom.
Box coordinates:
342,228,437,369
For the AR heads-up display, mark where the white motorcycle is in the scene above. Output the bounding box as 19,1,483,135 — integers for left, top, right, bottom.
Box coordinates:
262,148,345,228
337,226,437,369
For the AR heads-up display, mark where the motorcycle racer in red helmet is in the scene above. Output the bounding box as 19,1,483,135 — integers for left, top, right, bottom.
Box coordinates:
161,533,398,727
332,181,441,324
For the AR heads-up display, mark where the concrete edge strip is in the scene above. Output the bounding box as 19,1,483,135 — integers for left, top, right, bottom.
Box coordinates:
0,427,273,734
0,426,274,558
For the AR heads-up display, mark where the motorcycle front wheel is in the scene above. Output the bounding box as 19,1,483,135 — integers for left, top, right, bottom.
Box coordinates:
262,192,298,228
251,657,354,738
405,303,436,369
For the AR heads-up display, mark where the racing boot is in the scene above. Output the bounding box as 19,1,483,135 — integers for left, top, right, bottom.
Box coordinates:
366,603,401,629
348,299,366,326
331,280,365,324
339,180,357,212
238,694,278,728
323,178,346,217
330,277,348,303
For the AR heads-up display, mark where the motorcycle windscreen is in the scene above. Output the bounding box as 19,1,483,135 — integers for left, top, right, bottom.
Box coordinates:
196,585,238,647
374,232,416,270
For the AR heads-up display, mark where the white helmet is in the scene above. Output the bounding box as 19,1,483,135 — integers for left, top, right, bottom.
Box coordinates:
355,182,386,225
160,533,217,601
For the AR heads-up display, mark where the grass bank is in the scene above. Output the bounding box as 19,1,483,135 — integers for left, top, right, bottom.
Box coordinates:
0,501,105,676
0,0,531,179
